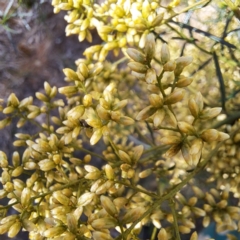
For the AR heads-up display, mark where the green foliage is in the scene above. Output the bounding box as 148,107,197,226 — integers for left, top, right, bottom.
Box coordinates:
0,0,240,239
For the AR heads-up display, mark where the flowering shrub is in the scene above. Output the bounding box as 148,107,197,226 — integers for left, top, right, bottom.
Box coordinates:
0,0,240,239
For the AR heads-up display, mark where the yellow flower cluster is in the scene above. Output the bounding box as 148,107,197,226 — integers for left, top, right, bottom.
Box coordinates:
0,0,239,239
52,0,167,61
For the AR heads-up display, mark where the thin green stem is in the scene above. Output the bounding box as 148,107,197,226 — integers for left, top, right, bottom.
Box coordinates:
135,125,154,147
164,0,211,22
0,200,18,210
108,136,121,160
166,23,212,55
157,71,166,97
169,198,181,240
114,56,128,66
114,180,158,199
143,145,168,155
156,126,179,132
150,227,158,240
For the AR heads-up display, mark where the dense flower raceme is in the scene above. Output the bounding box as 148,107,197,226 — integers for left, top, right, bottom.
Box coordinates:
51,0,178,61
0,0,239,239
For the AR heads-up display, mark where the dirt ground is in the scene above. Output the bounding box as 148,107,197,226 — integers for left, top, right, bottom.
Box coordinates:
0,1,93,239
0,0,92,100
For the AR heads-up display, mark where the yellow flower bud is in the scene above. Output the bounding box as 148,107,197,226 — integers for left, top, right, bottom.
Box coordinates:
44,226,66,238
203,216,210,227
105,164,115,180
160,136,182,145
149,94,163,108
4,182,14,192
90,128,103,145
116,23,128,32
38,159,56,171
53,154,61,164
216,199,228,209
132,145,144,163
66,214,78,233
8,93,19,107
58,86,78,95
22,219,36,232
201,129,219,142
100,195,118,217
190,138,203,155
176,76,193,87
128,62,148,73
157,228,168,240
85,171,101,180
205,192,216,205
126,48,146,63
36,92,49,102
114,116,135,125
146,68,157,84
144,33,155,60
0,220,15,234
96,105,110,121
164,89,184,105
92,231,113,240
63,68,79,81
78,192,96,206
153,109,165,127
122,207,146,224
177,121,195,135
188,98,199,118
104,41,119,51
174,56,193,76
3,106,15,114
95,180,114,195
11,166,23,177
200,107,222,120
179,225,191,234
139,169,152,178
12,151,20,167
80,18,90,31
24,161,38,170
83,94,92,107
21,188,32,208
217,132,230,141
99,48,108,62
119,150,132,164
161,43,170,64
192,207,206,217
181,144,193,166
1,170,11,184
113,99,128,111
0,117,11,130
0,151,8,168
127,168,135,178
152,13,164,27
67,105,85,120
53,191,70,205
8,221,21,238
100,98,111,110
136,106,157,121
142,0,151,18
163,60,176,72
